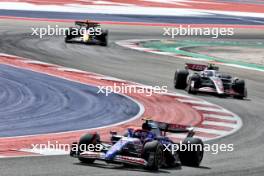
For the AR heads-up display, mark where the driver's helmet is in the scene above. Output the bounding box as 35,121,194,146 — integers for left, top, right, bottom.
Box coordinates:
142,122,152,131
207,63,214,70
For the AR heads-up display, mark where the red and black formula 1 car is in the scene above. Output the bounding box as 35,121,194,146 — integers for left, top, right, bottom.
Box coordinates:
174,63,247,99
70,119,204,171
65,20,108,46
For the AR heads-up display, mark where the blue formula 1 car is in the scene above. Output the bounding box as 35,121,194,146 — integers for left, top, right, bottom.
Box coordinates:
70,119,204,171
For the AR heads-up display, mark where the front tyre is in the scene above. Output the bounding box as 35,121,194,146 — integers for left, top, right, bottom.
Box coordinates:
186,74,200,94
142,141,164,171
99,35,108,46
164,151,178,168
98,30,108,46
65,37,70,43
233,79,247,99
78,133,100,164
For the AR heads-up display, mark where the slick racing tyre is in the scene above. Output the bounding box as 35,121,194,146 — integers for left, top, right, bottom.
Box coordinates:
187,74,200,94
64,27,76,43
78,133,100,164
98,30,108,46
179,137,204,167
142,141,164,171
64,37,70,43
174,69,189,89
233,79,247,99
164,150,178,168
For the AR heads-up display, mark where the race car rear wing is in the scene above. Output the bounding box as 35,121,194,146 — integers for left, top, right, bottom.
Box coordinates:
185,63,207,71
156,121,194,134
185,63,219,71
75,20,100,28
143,118,195,137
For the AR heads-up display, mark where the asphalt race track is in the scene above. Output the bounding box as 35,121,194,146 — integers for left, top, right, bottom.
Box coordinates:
0,20,264,176
0,64,140,137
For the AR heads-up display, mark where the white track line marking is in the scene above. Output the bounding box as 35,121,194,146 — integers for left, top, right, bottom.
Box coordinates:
202,121,237,128
56,67,88,73
194,128,229,135
22,60,55,66
168,133,210,141
90,76,127,82
177,99,211,105
149,51,176,56
20,148,69,156
203,114,235,120
128,47,154,51
161,92,193,98
192,106,228,112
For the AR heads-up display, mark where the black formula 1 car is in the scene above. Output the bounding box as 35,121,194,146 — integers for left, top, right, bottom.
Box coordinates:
65,20,108,46
174,63,247,99
70,119,204,171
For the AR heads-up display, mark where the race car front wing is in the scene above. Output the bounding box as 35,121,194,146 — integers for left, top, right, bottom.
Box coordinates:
78,151,148,166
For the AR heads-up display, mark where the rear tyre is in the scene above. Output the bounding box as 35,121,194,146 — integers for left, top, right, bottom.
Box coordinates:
78,133,100,164
179,137,203,167
142,141,164,171
174,70,189,89
64,27,76,43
